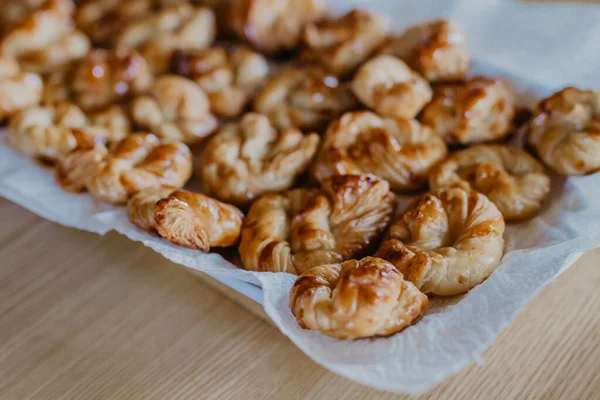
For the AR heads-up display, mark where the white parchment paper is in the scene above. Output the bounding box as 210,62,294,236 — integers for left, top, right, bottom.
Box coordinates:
2,0,600,394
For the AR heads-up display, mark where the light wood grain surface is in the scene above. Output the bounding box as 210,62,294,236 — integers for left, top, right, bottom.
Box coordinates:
1,198,599,400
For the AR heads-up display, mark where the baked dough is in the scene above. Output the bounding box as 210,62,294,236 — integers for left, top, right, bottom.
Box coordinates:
230,0,325,54
302,9,389,75
200,113,320,207
290,256,428,340
114,4,216,73
240,174,395,274
1,6,90,73
131,75,218,144
527,87,600,176
254,66,358,131
72,49,153,111
381,19,469,82
172,46,269,118
56,132,193,203
376,187,505,296
351,54,432,120
429,145,551,221
421,77,515,144
313,111,447,191
127,188,243,251
0,56,43,122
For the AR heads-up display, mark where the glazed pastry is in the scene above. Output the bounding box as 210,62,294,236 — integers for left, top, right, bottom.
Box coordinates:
114,4,216,73
302,9,389,75
351,54,432,120
239,174,395,274
200,113,320,207
528,87,600,176
0,0,75,34
313,111,447,191
0,56,43,122
375,188,505,296
172,46,269,118
1,5,90,74
381,19,469,82
8,103,87,161
56,132,193,203
84,105,131,143
75,0,158,45
127,188,243,251
429,145,551,221
290,256,428,340
254,67,358,131
421,77,516,144
131,75,218,144
71,49,153,111
230,0,325,54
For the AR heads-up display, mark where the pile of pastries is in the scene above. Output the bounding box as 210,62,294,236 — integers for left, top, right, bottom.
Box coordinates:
3,0,599,340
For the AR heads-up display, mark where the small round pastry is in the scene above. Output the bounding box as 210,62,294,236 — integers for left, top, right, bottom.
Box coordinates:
230,0,325,54
351,55,432,120
75,0,155,45
290,256,428,340
0,0,75,34
381,19,470,83
313,111,447,191
429,145,551,221
200,113,320,207
375,188,505,296
131,75,218,144
172,46,269,118
239,174,395,274
1,7,90,74
0,56,43,122
421,77,516,145
302,9,390,75
527,87,600,176
114,4,216,73
56,132,193,203
254,66,358,131
71,49,153,111
8,103,87,162
127,188,243,251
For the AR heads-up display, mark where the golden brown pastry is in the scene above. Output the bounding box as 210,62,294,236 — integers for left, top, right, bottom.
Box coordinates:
254,67,358,131
172,46,269,118
127,188,243,250
290,256,428,340
1,6,90,74
8,103,87,161
313,111,447,191
421,77,516,144
56,132,193,203
375,188,505,296
302,9,389,75
0,0,75,34
114,4,216,73
84,105,132,142
527,87,600,176
42,70,72,105
131,75,218,144
0,56,43,122
230,0,325,54
200,113,320,206
381,19,469,83
72,49,153,111
239,174,395,274
429,145,551,221
75,0,156,45
351,54,432,120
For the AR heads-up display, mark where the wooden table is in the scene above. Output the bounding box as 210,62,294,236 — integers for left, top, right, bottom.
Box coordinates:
0,198,598,399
